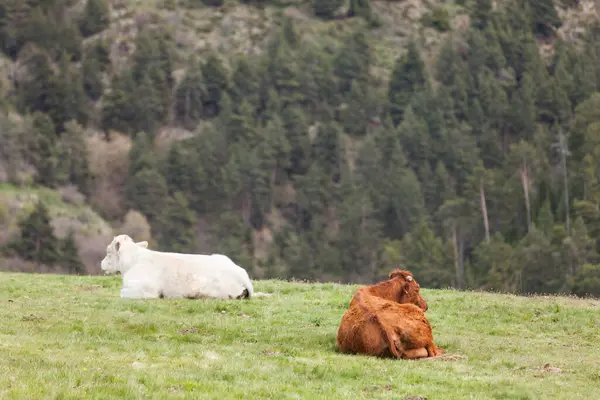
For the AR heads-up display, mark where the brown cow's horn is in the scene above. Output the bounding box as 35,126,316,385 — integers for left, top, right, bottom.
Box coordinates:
406,276,413,281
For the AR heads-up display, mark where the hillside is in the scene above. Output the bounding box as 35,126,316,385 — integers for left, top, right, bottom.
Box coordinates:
2,0,600,297
1,272,599,399
0,183,113,274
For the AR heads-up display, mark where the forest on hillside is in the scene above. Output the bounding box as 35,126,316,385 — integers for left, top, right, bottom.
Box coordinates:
1,0,600,297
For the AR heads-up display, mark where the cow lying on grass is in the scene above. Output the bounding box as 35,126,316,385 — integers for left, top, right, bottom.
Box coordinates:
336,269,444,360
100,234,269,300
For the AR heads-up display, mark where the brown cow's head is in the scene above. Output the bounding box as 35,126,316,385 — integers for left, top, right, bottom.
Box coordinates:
388,269,428,312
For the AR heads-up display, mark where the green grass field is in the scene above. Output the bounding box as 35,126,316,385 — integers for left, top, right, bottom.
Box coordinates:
1,272,599,399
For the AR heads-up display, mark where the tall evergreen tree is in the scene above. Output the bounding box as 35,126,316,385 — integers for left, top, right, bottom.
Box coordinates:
79,0,110,38
59,120,91,196
175,57,205,129
201,51,229,118
61,229,85,274
312,0,344,19
157,192,197,253
9,201,61,266
388,40,428,126
528,0,562,37
28,112,60,187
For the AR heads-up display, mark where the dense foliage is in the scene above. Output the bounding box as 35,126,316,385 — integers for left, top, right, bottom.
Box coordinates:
1,0,599,297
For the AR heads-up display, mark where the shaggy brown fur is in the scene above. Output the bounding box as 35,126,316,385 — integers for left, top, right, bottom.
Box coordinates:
336,270,444,360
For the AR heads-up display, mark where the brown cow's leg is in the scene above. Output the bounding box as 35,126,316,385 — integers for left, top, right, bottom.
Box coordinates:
401,347,429,359
425,343,444,357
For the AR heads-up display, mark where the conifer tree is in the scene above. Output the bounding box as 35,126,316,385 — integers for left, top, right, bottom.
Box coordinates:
79,0,110,38
102,70,137,135
125,168,168,226
9,201,61,266
201,52,229,118
334,30,371,93
229,56,260,107
471,0,492,30
163,140,193,197
175,57,205,129
82,50,104,101
388,40,428,125
60,120,91,196
281,105,311,175
29,112,60,187
312,120,342,181
61,229,85,274
128,131,156,176
312,0,344,19
348,0,372,19
528,0,562,37
47,52,86,132
158,192,197,253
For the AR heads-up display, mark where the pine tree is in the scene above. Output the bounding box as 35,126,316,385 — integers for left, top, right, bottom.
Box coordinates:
340,80,373,136
312,120,342,181
28,112,60,187
60,120,91,196
202,52,229,118
281,106,311,176
61,229,85,274
333,30,371,93
157,192,197,253
175,57,205,129
132,70,165,135
471,0,493,30
17,50,54,116
82,49,104,101
528,0,562,37
0,0,33,58
102,70,137,135
47,52,86,132
336,172,382,281
348,0,372,19
388,40,428,125
128,131,156,178
267,39,303,107
229,56,260,107
79,0,110,38
509,72,536,139
312,0,344,19
9,201,61,266
396,106,431,170
163,140,194,197
125,168,169,226
281,16,299,48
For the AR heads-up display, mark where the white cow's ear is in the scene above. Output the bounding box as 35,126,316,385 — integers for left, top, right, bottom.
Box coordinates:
136,241,148,249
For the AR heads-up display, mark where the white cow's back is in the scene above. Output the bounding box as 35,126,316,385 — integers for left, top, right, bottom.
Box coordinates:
124,248,253,299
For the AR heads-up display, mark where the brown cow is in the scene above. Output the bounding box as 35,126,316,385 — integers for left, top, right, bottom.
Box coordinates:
336,269,444,360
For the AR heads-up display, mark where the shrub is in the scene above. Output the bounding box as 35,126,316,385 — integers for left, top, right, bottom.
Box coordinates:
421,6,451,32
87,133,132,220
120,209,153,243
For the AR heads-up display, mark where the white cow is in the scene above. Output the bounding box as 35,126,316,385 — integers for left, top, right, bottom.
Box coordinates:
100,234,268,300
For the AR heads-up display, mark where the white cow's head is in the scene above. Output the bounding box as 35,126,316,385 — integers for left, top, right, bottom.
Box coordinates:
100,234,148,274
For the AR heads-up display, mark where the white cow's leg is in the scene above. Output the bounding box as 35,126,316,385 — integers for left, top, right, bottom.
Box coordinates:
121,281,161,299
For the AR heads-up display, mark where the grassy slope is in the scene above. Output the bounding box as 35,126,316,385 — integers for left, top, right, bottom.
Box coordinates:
1,273,599,399
0,183,112,238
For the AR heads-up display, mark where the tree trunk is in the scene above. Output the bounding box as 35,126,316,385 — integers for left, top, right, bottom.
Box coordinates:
452,226,462,289
521,165,531,232
480,177,490,242
559,129,571,235
458,233,464,289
